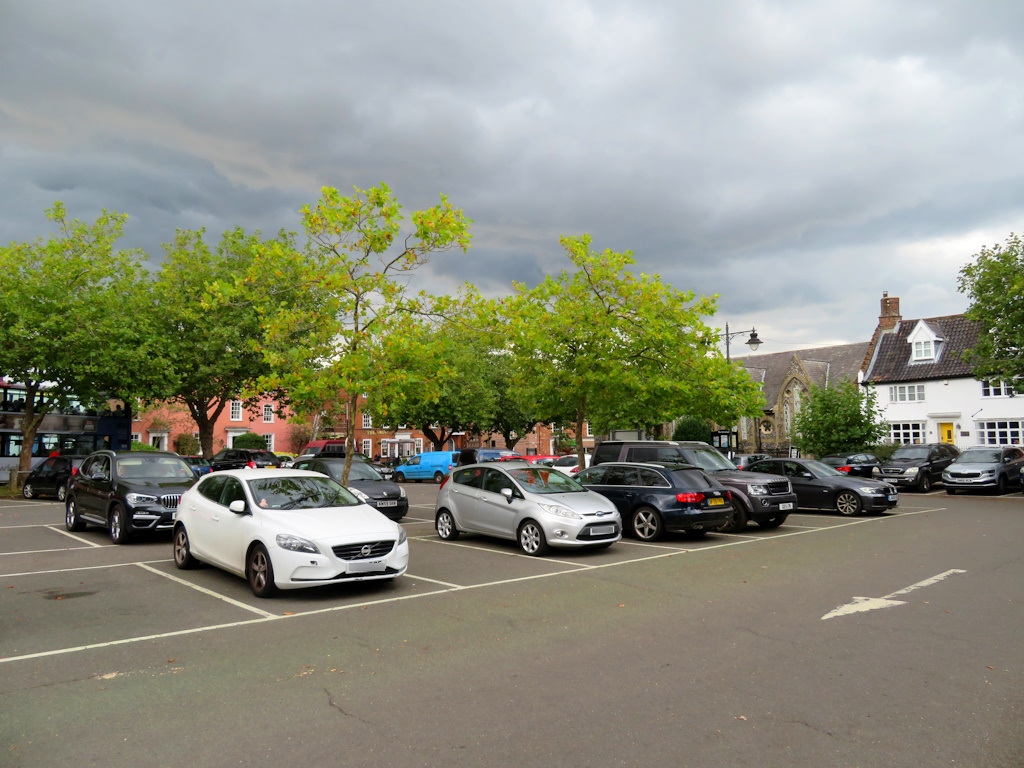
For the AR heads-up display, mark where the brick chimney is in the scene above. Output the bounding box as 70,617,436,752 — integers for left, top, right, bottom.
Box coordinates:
861,292,901,378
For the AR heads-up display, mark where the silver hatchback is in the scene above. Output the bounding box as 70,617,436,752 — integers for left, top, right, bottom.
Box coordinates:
434,463,621,555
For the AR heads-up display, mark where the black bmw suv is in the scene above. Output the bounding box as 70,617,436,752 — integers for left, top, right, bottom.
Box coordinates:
65,451,197,544
590,440,797,531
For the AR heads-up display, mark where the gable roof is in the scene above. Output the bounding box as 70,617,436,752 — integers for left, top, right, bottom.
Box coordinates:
863,314,979,384
736,342,869,410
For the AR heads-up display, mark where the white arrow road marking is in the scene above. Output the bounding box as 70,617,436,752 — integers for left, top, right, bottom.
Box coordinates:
821,569,966,621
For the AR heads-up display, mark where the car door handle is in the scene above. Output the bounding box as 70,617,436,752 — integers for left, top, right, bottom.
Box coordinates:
211,514,220,522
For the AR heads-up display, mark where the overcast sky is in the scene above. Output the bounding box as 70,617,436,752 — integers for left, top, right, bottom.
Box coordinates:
2,1,1022,355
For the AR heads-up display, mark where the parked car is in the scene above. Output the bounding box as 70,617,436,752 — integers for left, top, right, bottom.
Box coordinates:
182,455,212,476
434,463,621,555
521,455,564,467
395,451,459,483
292,456,408,520
300,439,347,456
209,448,282,472
172,468,408,597
22,456,83,501
65,451,197,543
576,462,732,540
731,453,770,471
315,450,394,480
748,457,898,515
591,440,796,531
872,443,960,492
551,454,591,474
457,448,519,466
942,446,1024,494
819,453,882,478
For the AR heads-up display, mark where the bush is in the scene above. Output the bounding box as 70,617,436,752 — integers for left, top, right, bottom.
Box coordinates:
173,433,201,455
233,432,268,450
130,441,160,452
672,416,713,443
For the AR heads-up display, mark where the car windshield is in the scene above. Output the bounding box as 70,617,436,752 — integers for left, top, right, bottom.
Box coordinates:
346,462,384,481
804,460,842,477
117,455,194,480
892,447,929,460
246,476,360,510
553,456,578,466
955,449,1001,463
507,467,585,494
682,448,736,472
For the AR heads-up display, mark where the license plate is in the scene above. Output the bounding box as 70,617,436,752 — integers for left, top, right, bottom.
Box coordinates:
888,494,897,501
590,525,615,535
348,559,387,573
779,502,794,511
709,497,725,506
377,500,398,507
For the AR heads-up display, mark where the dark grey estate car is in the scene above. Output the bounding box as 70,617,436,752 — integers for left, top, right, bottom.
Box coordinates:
66,451,197,544
590,440,797,531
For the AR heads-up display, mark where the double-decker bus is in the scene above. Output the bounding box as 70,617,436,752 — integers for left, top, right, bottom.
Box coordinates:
0,382,132,483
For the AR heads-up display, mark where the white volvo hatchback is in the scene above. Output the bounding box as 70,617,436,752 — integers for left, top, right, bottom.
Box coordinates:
173,469,409,597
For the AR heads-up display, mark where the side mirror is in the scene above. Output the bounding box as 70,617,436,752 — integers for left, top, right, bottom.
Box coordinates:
229,499,248,515
501,487,514,504
800,472,813,479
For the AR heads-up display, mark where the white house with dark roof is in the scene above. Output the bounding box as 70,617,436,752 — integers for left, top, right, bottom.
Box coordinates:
861,293,1024,448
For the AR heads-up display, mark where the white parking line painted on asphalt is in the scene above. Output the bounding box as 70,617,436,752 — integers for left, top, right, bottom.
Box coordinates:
0,560,174,579
406,573,464,588
611,539,689,551
46,526,106,548
0,503,950,665
0,502,63,510
412,535,595,567
0,524,64,529
135,563,278,618
1,546,106,557
402,516,434,524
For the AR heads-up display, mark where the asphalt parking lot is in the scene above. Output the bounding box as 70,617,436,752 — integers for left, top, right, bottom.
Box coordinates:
3,484,1023,768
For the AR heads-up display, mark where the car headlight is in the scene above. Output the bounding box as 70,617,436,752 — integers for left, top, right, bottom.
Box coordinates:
747,484,768,496
871,466,881,476
981,470,995,477
275,534,320,554
125,492,158,507
539,503,582,519
348,487,370,502
858,487,883,494
904,467,919,476
399,486,407,499
398,527,407,545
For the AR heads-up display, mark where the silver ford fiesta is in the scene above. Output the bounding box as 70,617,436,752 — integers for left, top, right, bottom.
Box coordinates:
433,462,622,555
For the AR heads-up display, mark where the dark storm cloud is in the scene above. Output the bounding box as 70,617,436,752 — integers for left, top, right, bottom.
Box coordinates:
2,0,1023,349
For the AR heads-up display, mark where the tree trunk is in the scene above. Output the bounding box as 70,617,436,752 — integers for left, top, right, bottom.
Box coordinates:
575,395,587,472
342,393,359,485
186,397,228,459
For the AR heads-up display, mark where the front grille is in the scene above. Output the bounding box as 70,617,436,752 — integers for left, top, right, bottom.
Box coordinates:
882,468,903,475
947,472,980,479
160,494,182,509
332,541,395,560
766,481,791,495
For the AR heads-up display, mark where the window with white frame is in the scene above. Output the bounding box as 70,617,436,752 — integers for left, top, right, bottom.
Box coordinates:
976,420,1024,445
193,432,200,441
912,340,934,361
888,384,925,402
230,400,242,421
262,434,275,452
361,439,372,456
889,422,926,443
131,432,141,444
584,422,592,437
415,438,423,454
263,404,274,423
981,381,1015,398
362,412,372,429
380,440,389,458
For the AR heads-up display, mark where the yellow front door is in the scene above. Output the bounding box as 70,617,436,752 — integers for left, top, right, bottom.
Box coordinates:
939,422,955,444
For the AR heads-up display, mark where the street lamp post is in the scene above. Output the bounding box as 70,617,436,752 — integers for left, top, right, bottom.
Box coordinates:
722,322,762,362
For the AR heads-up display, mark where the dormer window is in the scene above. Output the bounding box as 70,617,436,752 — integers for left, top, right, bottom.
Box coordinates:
913,340,934,360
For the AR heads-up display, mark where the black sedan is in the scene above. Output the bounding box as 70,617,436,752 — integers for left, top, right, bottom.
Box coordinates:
208,448,282,471
746,457,897,515
292,456,408,521
23,456,83,501
65,450,197,543
819,453,881,478
575,462,732,541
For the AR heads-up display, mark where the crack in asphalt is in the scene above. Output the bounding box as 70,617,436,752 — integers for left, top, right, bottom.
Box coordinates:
324,687,371,725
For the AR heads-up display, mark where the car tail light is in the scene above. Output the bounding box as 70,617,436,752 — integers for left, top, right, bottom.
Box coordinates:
71,467,78,476
837,466,852,473
246,461,256,469
439,474,450,490
725,490,732,501
676,492,705,503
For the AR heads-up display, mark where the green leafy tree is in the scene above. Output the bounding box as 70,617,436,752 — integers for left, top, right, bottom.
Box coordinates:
233,432,268,450
672,416,713,443
791,379,887,457
240,183,471,483
957,233,1024,382
173,433,201,455
507,234,763,469
0,203,162,487
153,227,290,459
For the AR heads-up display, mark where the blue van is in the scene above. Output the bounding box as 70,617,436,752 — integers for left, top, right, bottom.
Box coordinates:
394,451,459,483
